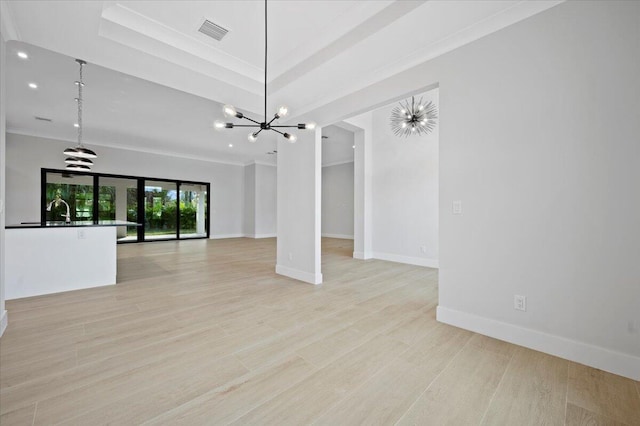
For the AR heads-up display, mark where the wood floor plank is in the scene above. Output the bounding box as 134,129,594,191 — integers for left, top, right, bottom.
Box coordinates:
144,355,317,425
480,347,569,425
567,362,640,425
0,238,634,425
565,403,629,426
313,322,472,426
231,334,409,425
55,355,249,425
0,403,36,426
396,335,513,426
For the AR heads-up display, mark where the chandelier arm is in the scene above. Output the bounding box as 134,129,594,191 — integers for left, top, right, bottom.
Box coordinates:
266,114,279,126
230,124,262,128
270,128,286,136
240,115,262,125
270,125,302,128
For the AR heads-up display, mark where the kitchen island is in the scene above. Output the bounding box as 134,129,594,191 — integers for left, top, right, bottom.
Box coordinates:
5,221,138,300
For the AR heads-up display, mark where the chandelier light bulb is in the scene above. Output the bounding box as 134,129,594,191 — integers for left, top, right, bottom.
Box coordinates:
213,2,314,144
277,105,289,117
223,104,237,117
214,120,225,130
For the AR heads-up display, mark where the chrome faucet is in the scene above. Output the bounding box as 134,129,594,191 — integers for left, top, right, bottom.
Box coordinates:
46,198,71,223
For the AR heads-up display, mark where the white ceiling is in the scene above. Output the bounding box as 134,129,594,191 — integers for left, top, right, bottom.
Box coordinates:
1,0,563,166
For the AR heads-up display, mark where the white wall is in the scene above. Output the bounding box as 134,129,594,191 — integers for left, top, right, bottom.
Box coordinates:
276,129,322,284
371,89,439,268
435,0,640,379
243,163,256,237
311,1,639,379
243,162,276,238
322,162,354,239
254,163,276,237
5,133,245,238
344,116,373,260
0,27,8,336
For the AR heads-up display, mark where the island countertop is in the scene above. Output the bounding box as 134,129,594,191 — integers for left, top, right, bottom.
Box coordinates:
6,220,139,229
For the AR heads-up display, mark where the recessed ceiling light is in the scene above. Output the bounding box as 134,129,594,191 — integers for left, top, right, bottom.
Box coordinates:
17,51,28,59
74,123,79,128
28,82,38,89
228,144,233,148
352,145,355,149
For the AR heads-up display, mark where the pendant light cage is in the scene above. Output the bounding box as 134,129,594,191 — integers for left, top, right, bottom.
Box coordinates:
64,59,96,170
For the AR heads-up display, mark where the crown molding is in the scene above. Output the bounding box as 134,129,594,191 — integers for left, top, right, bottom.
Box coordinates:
244,160,276,167
6,129,247,167
322,160,354,168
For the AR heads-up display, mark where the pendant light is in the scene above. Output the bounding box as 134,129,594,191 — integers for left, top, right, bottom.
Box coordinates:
389,96,438,137
64,59,97,169
214,0,315,143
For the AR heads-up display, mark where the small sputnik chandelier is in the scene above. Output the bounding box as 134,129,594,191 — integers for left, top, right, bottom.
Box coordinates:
64,59,97,170
390,96,438,137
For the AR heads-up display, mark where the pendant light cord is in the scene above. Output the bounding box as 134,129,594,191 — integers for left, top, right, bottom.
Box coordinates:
77,61,83,147
264,0,267,122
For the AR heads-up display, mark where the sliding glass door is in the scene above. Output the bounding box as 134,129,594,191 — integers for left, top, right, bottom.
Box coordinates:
98,176,138,242
42,169,210,243
144,180,178,241
179,183,208,239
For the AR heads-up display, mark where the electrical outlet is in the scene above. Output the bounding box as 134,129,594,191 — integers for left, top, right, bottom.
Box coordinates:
77,229,86,239
288,252,293,261
420,245,426,253
514,295,526,311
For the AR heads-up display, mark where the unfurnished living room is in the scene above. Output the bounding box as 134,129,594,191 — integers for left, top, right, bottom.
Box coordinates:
0,1,639,425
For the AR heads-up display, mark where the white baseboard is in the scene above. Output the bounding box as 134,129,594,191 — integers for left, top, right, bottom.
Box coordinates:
436,306,640,381
353,251,373,260
275,264,322,285
0,310,7,337
210,234,245,240
322,233,354,240
372,252,439,268
245,233,277,239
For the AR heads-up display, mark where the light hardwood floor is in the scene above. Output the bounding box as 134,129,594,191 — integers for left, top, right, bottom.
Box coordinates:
0,238,638,425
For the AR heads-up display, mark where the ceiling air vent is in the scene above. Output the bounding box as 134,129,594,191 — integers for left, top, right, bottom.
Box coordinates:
34,116,53,122
198,19,229,41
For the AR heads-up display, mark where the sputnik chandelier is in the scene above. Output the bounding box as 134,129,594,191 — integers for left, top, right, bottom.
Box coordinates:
64,59,97,170
214,0,315,143
390,96,438,137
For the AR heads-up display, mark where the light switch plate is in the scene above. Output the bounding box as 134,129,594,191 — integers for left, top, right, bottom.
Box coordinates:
452,200,462,215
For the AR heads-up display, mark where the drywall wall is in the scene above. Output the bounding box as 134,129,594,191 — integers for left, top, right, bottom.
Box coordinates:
322,162,354,239
243,163,256,237
371,89,439,268
343,115,373,260
309,1,639,379
5,133,245,238
435,0,640,379
0,29,8,336
254,163,276,237
276,129,322,284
